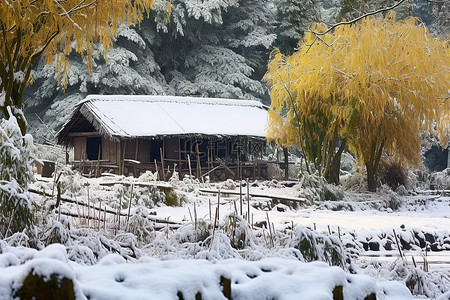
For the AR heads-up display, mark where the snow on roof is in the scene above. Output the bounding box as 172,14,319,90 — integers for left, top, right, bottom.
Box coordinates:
72,95,269,139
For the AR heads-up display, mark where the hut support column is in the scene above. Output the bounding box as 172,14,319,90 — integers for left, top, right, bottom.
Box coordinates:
118,141,123,175
284,147,289,181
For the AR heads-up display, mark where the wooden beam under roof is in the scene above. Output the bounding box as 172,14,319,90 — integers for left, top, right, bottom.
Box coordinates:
68,131,100,137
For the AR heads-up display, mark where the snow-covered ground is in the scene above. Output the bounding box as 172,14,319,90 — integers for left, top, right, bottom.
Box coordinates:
1,168,450,299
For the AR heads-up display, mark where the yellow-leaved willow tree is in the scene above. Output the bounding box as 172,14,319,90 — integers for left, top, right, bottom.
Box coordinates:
0,0,158,134
265,15,449,191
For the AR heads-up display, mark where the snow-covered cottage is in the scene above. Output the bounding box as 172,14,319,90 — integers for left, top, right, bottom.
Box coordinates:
57,95,269,180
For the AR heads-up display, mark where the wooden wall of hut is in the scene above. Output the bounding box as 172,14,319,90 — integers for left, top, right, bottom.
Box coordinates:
71,134,267,180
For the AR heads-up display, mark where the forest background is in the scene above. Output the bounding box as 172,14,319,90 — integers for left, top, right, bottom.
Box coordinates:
23,0,449,144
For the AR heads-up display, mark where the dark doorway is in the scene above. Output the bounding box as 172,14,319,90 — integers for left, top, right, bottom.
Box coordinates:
150,139,163,162
86,137,102,160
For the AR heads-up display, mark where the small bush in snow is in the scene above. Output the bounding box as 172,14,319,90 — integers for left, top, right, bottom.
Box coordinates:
380,160,407,190
57,166,86,196
138,171,157,182
0,110,37,237
220,179,236,190
290,226,346,268
299,174,344,202
224,213,254,249
126,206,155,246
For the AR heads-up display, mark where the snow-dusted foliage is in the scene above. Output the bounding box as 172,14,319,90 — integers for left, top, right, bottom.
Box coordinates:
0,109,37,237
158,0,276,101
25,0,276,142
24,20,169,141
274,0,323,54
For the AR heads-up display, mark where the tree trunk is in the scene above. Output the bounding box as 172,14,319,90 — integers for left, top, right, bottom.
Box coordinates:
326,138,346,185
327,152,342,185
447,147,450,169
15,110,27,136
366,163,377,192
283,147,289,180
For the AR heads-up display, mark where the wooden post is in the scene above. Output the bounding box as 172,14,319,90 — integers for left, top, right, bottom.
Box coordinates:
284,147,289,181
447,148,450,169
121,141,127,175
225,137,229,163
117,141,122,175
247,178,250,222
237,144,241,180
196,142,202,179
178,137,182,174
160,147,166,181
239,180,243,216
207,148,211,175
135,139,139,160
96,144,101,177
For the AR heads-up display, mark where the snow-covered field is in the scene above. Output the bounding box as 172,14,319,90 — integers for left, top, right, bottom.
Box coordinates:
1,167,450,299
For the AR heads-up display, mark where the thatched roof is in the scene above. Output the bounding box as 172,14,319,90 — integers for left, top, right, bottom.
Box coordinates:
57,95,269,145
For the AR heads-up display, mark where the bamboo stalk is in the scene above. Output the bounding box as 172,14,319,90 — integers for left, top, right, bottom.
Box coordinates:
187,155,192,178
188,207,194,223
126,184,134,228
239,180,243,216
392,229,405,261
87,185,90,228
194,202,198,231
217,188,221,222
160,148,166,181
209,199,212,221
247,179,250,222
118,196,122,231
154,159,159,181
266,211,274,247
103,205,106,231
98,199,102,230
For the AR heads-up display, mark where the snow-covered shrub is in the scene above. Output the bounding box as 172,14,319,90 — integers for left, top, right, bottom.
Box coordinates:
267,163,283,180
112,184,165,210
220,179,236,190
224,213,254,249
385,260,446,298
138,171,157,182
173,219,215,244
380,160,407,190
57,166,86,196
379,186,402,211
196,233,240,261
0,109,38,237
298,174,344,202
170,174,200,193
290,226,346,268
126,206,155,246
429,169,450,190
42,217,72,245
340,151,356,173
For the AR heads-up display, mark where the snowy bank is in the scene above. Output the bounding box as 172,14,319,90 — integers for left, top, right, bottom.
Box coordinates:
0,244,412,300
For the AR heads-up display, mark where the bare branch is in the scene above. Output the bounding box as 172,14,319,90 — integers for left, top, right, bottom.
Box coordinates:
55,0,82,30
65,0,97,16
308,0,408,36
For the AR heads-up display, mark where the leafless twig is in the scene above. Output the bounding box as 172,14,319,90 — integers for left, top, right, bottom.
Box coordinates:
308,0,407,36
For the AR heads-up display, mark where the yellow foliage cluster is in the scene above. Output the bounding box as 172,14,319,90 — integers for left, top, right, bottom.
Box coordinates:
0,0,155,88
265,15,449,172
